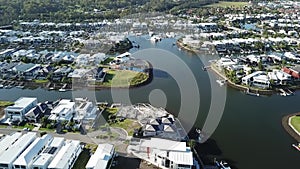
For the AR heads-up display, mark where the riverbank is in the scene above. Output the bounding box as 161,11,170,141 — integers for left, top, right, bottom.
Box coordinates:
0,68,153,91
0,101,13,119
282,112,300,142
210,63,275,95
176,39,277,96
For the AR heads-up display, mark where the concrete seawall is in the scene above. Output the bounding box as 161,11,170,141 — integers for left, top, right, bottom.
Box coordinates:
282,113,300,142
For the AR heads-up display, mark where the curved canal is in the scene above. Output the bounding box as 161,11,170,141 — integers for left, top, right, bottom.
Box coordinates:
0,36,299,169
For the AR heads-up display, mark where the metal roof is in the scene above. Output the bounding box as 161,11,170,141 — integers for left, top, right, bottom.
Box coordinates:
0,132,37,165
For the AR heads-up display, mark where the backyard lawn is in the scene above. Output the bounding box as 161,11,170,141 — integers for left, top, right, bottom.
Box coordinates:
0,101,13,107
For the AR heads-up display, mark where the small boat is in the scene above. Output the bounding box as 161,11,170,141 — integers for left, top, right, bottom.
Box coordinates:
59,88,66,92
245,88,259,96
0,84,3,88
4,85,13,89
215,160,231,169
49,87,54,90
216,79,226,86
292,143,300,151
16,85,24,89
196,128,205,143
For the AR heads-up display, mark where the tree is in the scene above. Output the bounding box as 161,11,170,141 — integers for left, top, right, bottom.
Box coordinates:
258,61,264,70
41,116,48,128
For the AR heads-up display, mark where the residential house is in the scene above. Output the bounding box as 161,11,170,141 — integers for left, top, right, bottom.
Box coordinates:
52,66,72,81
242,71,270,88
5,97,38,123
32,137,65,169
268,69,291,85
110,52,131,65
49,99,76,122
85,144,115,169
88,67,105,83
25,102,49,122
0,132,37,169
282,66,300,79
132,138,194,169
12,63,41,80
47,140,82,169
12,134,53,169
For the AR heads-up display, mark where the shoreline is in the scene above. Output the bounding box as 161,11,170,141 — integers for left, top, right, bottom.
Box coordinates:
176,39,279,96
282,112,300,142
0,67,153,91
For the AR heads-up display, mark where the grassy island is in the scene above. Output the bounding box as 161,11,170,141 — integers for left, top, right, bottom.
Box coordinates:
101,69,149,88
290,116,300,134
204,1,250,8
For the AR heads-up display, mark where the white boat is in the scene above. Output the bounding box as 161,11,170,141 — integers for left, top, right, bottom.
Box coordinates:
292,143,300,151
245,88,259,96
216,79,226,86
4,85,13,89
59,88,66,92
0,84,3,88
215,160,231,169
16,85,24,89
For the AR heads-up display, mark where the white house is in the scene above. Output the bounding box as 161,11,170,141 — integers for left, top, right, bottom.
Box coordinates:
48,140,82,169
74,98,98,122
85,144,115,169
110,52,131,65
0,132,37,169
5,97,38,122
13,134,53,169
48,99,75,121
0,132,22,157
216,57,237,68
268,69,292,85
32,137,65,169
131,138,194,169
242,71,270,88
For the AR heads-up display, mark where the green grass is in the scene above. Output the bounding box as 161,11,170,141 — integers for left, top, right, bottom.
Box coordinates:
34,79,49,83
12,123,35,130
101,57,114,65
291,116,300,133
204,1,249,8
101,69,148,87
0,125,7,128
110,119,141,136
106,108,119,114
39,127,55,132
0,101,14,107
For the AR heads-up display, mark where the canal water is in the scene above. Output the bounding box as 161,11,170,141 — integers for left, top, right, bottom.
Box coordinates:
1,36,300,169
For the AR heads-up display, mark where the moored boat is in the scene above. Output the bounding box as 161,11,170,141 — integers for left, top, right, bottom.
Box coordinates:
292,143,300,151
215,160,231,169
216,79,227,86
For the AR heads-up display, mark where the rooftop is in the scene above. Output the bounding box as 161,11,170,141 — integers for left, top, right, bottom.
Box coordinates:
6,97,37,111
0,132,22,156
139,138,187,151
13,134,53,166
169,150,193,165
0,132,37,164
48,140,81,169
85,144,114,169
